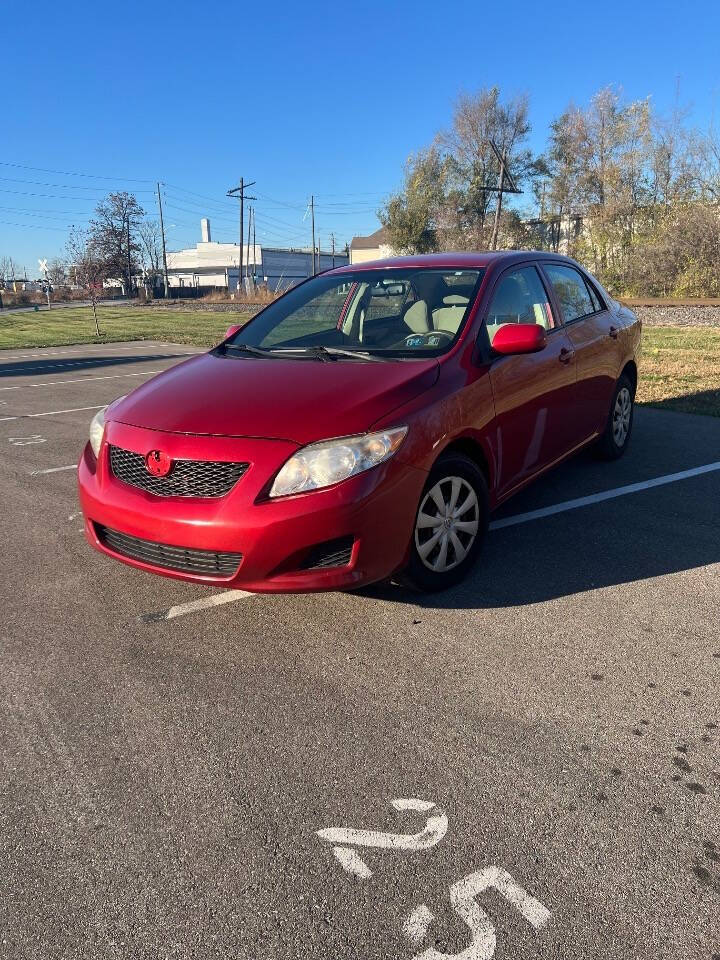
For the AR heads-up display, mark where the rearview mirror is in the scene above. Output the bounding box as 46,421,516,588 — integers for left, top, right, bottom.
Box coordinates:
491,323,547,355
224,323,243,341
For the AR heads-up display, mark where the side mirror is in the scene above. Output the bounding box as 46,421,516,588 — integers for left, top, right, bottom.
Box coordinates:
224,323,243,341
491,323,547,355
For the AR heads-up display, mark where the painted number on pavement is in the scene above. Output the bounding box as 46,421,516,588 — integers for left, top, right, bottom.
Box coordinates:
317,797,551,959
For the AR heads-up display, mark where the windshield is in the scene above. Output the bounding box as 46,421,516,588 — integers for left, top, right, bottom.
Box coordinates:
224,268,484,358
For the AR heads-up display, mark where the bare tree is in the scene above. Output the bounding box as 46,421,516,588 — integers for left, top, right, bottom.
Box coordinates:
66,228,106,336
88,192,145,295
46,257,67,288
137,219,163,295
0,255,19,286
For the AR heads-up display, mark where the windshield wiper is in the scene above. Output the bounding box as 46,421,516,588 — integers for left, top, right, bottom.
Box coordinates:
222,342,281,359
319,346,392,362
273,345,391,362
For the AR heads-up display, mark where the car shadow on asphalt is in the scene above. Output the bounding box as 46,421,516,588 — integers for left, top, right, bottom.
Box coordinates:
642,388,720,419
360,414,720,609
0,353,192,377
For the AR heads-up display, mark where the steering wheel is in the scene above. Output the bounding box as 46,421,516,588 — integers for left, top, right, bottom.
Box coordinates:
402,330,455,347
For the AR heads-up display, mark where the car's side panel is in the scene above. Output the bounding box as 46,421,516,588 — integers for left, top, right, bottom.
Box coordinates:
562,310,622,438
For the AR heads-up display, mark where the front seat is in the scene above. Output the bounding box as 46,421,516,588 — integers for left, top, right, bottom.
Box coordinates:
402,299,431,334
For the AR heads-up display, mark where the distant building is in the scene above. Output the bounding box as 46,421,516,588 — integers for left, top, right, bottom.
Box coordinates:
165,219,348,293
261,247,349,292
166,217,261,291
349,226,392,264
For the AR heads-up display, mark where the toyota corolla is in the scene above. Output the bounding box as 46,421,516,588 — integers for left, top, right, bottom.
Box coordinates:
78,252,641,592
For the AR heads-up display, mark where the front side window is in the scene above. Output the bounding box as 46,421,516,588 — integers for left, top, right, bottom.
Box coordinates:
544,264,595,323
485,266,553,342
223,268,484,359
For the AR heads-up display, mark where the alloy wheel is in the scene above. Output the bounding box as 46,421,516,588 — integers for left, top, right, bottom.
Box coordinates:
414,476,479,573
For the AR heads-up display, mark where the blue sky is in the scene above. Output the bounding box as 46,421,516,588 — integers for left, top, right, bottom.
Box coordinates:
4,0,719,275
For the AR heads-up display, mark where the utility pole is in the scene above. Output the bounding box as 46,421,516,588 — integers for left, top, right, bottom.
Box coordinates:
227,177,256,292
330,232,336,268
252,207,257,283
246,205,253,293
156,182,170,298
488,139,521,252
310,195,316,275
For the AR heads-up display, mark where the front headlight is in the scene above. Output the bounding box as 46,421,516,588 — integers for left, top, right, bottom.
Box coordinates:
89,395,126,458
269,426,408,498
89,407,107,458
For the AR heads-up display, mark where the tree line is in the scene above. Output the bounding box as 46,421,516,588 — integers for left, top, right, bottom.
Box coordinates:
379,86,720,297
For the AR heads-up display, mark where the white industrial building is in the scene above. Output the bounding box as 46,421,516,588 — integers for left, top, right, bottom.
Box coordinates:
164,219,348,293
166,218,260,290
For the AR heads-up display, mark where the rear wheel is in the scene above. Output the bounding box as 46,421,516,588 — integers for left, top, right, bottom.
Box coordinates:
598,373,635,460
400,453,488,592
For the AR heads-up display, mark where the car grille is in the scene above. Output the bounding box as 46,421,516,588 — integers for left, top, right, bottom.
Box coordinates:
109,445,248,498
301,536,354,570
95,524,242,577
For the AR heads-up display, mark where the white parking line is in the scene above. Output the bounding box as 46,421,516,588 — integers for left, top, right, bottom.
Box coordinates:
31,464,77,475
0,404,103,422
489,460,720,530
142,589,253,622
0,370,163,391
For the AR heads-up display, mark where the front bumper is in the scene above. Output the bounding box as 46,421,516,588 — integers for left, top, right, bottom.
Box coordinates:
78,420,428,592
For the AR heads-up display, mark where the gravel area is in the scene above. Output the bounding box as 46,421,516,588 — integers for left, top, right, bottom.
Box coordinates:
632,305,720,326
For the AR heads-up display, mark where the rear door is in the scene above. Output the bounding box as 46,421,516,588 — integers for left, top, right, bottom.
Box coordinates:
540,262,621,440
484,264,579,499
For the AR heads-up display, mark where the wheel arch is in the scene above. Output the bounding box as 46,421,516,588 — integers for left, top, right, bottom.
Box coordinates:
621,359,638,394
436,435,492,492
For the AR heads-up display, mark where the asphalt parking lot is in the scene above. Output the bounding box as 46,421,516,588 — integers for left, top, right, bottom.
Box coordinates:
0,341,718,960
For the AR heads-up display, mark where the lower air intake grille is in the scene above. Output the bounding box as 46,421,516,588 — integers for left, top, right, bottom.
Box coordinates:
96,525,242,577
301,536,354,570
109,444,248,498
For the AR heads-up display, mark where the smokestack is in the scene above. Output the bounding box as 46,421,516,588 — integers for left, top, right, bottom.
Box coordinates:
201,218,211,243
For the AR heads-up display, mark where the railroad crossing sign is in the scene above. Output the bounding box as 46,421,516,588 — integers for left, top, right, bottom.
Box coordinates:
38,259,48,274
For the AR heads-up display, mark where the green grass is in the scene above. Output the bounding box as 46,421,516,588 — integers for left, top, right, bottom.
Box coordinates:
1,307,718,417
638,326,720,417
0,305,252,349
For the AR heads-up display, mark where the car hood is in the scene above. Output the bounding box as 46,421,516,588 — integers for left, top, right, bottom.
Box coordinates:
110,351,440,445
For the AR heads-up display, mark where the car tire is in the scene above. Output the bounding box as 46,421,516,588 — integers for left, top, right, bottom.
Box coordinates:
399,453,489,592
597,372,635,460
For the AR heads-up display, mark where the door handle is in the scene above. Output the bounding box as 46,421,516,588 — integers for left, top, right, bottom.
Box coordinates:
609,325,619,339
559,347,575,364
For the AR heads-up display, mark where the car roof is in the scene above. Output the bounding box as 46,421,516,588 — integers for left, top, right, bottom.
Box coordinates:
327,250,581,274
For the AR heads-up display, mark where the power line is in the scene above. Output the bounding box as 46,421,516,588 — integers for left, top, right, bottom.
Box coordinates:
0,176,154,193
0,159,154,182
0,219,72,232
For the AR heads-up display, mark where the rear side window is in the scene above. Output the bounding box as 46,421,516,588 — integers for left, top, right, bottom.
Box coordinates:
544,264,595,323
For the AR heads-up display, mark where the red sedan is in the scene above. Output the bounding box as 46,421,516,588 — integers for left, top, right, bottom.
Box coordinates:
78,252,641,592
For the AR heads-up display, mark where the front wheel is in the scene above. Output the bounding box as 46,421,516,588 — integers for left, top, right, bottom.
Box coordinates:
597,373,635,460
399,453,489,592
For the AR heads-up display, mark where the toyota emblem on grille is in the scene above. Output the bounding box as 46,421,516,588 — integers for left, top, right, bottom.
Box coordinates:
145,450,173,477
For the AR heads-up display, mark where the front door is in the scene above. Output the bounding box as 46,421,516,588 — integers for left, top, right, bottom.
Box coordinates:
485,265,579,500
